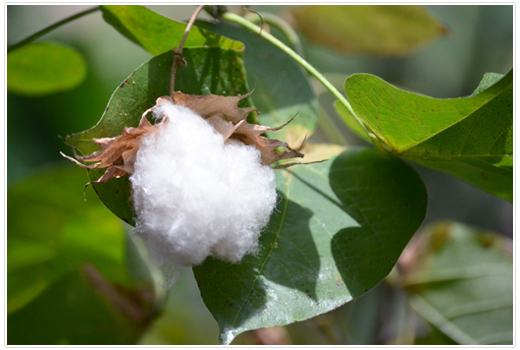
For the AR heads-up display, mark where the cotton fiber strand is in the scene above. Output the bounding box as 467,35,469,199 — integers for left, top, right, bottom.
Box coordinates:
130,103,277,284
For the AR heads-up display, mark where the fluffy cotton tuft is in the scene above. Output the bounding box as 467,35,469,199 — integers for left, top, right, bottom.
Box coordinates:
130,103,277,284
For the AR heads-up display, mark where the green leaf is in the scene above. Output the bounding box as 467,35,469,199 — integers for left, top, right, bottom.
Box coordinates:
193,148,427,344
195,20,319,145
343,70,513,202
401,222,513,345
7,42,87,96
290,5,446,57
64,47,251,225
7,165,130,314
100,5,244,55
8,268,149,345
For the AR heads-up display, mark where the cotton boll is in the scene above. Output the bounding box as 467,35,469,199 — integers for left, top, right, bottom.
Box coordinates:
130,103,277,285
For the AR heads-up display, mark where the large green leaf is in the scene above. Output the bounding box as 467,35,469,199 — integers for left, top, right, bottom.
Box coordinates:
64,47,251,225
342,70,513,202
7,166,129,314
400,222,513,345
195,20,319,144
100,5,244,55
290,5,446,57
7,42,87,96
193,148,427,344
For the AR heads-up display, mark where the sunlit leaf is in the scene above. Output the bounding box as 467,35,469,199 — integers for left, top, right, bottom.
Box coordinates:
7,42,87,96
194,148,427,344
342,70,513,202
100,5,244,55
290,5,446,57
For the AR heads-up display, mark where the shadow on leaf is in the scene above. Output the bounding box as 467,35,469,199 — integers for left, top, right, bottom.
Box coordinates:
328,148,427,298
194,190,319,336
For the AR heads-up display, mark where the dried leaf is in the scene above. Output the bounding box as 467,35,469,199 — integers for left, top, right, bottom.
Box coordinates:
61,115,158,186
62,90,305,188
171,91,304,165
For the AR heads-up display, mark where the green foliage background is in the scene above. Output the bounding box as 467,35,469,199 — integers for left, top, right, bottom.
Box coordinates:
7,5,513,345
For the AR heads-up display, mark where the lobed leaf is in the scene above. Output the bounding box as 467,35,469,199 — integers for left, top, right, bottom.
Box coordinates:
290,5,446,57
7,42,87,96
100,5,244,55
400,222,513,345
341,70,513,202
194,148,427,344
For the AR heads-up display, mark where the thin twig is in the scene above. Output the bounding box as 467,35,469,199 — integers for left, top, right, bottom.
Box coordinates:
240,6,265,35
170,5,205,96
8,7,99,53
245,11,304,57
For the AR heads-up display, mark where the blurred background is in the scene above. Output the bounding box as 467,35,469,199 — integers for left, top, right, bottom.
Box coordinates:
7,5,513,345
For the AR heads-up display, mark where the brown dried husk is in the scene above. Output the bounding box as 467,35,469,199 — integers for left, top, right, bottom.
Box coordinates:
61,91,304,186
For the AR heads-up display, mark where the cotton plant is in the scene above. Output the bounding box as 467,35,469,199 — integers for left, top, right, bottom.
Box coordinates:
61,7,307,283
40,4,511,345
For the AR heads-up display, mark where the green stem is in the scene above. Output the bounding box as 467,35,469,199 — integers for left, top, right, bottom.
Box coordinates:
245,12,305,58
221,12,386,152
7,6,99,53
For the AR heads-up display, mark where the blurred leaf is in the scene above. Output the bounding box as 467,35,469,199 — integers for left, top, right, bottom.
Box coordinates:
7,42,87,96
414,325,457,345
194,148,427,344
196,20,320,145
400,222,513,345
7,165,130,314
137,268,219,345
284,283,385,345
8,267,151,345
290,5,446,57
343,70,513,202
64,47,251,224
7,165,155,344
100,5,244,55
125,231,157,288
334,100,371,143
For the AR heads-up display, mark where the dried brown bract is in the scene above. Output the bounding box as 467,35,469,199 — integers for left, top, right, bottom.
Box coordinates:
62,90,304,187
60,115,160,186
171,91,304,165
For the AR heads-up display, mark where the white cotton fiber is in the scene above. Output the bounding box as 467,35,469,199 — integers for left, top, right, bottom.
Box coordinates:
130,102,277,284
